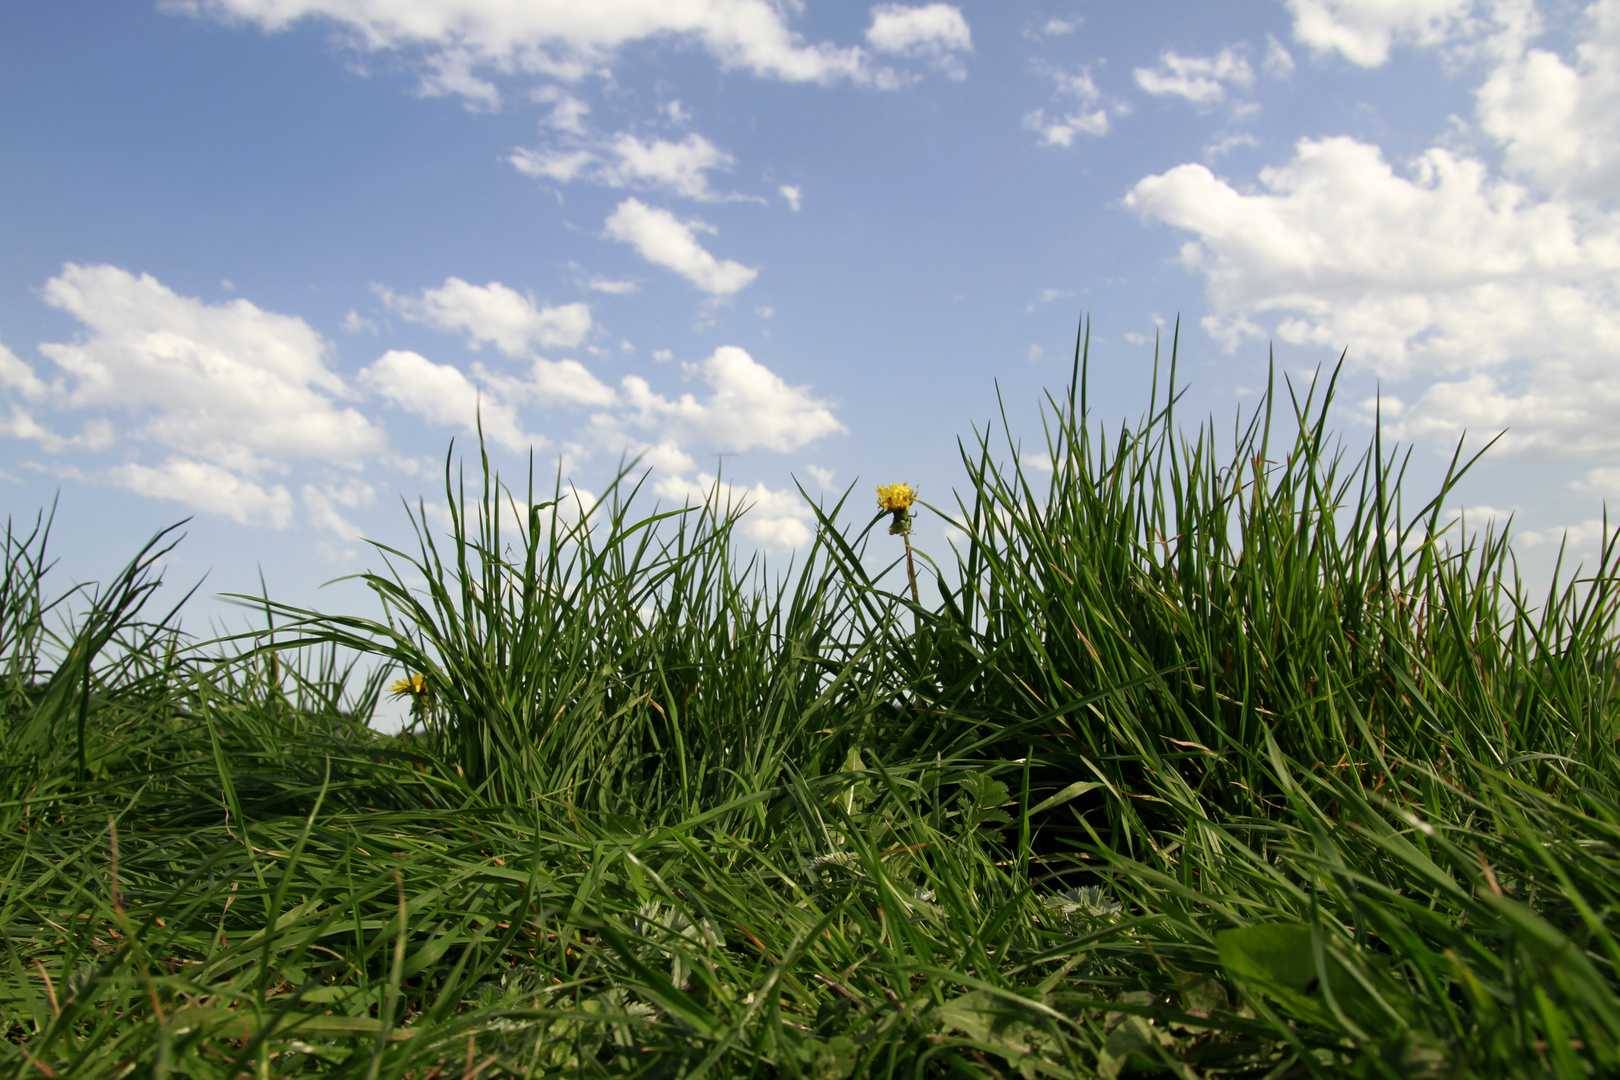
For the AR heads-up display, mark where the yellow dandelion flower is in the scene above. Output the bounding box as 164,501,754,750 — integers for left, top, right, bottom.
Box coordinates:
876,483,916,513
389,673,429,699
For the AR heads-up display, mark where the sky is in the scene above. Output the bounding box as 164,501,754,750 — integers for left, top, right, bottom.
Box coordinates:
3,0,1619,635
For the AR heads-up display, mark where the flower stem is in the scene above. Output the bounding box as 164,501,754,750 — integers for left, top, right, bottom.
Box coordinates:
903,534,921,634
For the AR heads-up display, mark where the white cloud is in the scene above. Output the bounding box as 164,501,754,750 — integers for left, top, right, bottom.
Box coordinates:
867,4,971,53
652,471,815,552
166,0,873,97
1126,134,1620,458
111,458,296,528
358,349,536,452
302,481,372,541
617,345,843,453
1575,465,1620,500
779,184,803,211
509,147,596,182
532,85,590,132
604,198,759,296
1264,34,1297,77
1022,107,1108,145
1383,367,1620,460
512,132,739,201
745,514,813,551
1048,66,1103,101
634,439,698,475
1029,16,1080,39
1205,132,1260,159
1134,48,1254,105
600,132,733,199
1126,137,1618,373
806,464,836,489
1026,286,1076,312
587,276,639,294
340,308,379,334
0,340,47,402
384,277,592,356
866,3,972,79
1285,0,1477,67
0,409,115,454
1476,0,1620,202
1024,64,1109,145
1518,516,1620,550
480,355,617,409
35,263,386,472
418,45,502,108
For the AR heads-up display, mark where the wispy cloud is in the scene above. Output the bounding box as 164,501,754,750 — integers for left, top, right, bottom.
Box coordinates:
1134,48,1254,105
1023,63,1110,145
512,131,744,202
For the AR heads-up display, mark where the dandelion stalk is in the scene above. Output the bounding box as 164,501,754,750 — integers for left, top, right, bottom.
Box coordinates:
877,483,921,628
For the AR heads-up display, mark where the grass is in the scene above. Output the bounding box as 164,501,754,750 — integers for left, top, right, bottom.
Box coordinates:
3,325,1618,1078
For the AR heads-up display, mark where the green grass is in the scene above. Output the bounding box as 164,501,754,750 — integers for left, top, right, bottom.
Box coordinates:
3,326,1618,1078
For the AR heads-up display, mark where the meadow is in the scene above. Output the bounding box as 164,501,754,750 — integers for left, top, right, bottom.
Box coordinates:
4,331,1619,1078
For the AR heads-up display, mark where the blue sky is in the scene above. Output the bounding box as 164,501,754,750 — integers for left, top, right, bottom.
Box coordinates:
3,0,1618,629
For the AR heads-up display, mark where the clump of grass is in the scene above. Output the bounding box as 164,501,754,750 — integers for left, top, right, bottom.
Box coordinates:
2,325,1617,1078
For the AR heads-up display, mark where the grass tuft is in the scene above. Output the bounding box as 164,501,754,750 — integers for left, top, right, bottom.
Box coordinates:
3,326,1616,1078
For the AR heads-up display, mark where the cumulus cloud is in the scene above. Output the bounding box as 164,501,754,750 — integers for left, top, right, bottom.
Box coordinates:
302,479,375,541
31,263,386,472
1517,515,1620,550
1285,0,1477,67
0,340,47,402
779,184,803,211
1127,2,1620,463
110,458,296,528
617,345,844,453
604,199,759,296
867,3,970,53
1023,65,1109,145
1125,136,1620,366
164,0,875,102
1476,0,1620,202
383,277,592,355
357,349,537,452
652,471,815,552
3,265,838,547
1127,133,1620,457
597,132,734,199
511,131,740,201
1134,48,1255,105
0,408,114,454
866,3,972,79
0,266,415,527
480,356,617,409
1575,465,1620,501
